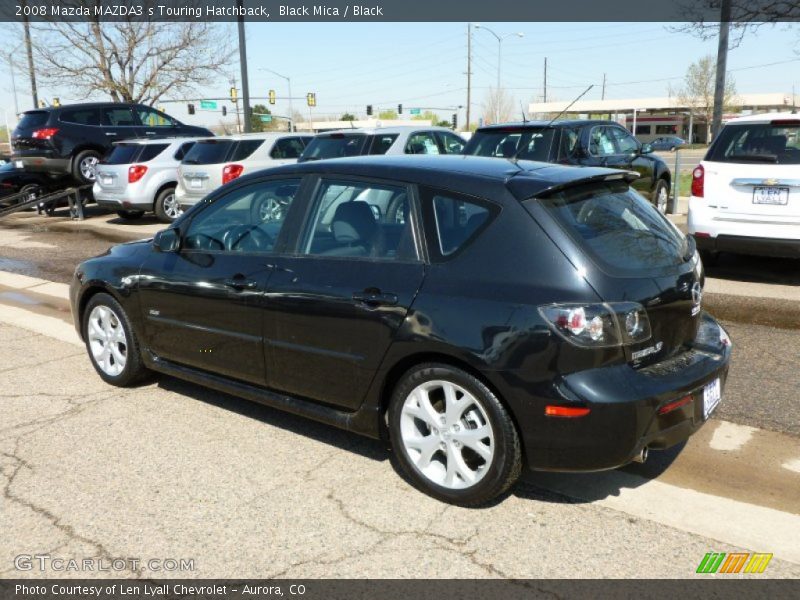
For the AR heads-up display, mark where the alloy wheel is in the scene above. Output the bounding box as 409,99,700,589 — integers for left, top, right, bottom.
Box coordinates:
657,185,668,213
399,380,495,489
163,192,182,219
80,156,99,181
87,305,128,377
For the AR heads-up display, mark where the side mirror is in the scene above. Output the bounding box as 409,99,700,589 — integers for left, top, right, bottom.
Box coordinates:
640,143,653,155
153,228,180,253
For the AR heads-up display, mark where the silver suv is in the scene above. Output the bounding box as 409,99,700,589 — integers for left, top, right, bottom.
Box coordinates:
94,137,200,222
176,133,311,211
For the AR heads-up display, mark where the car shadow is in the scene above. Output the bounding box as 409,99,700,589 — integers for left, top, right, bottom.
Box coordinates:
156,375,389,464
513,442,686,504
704,252,800,286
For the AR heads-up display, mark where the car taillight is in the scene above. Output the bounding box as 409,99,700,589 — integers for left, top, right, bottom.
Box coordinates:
128,165,148,183
691,165,704,198
222,164,244,184
32,128,59,140
538,302,652,348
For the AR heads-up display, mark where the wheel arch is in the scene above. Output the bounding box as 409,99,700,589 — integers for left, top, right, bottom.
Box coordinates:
76,282,126,340
152,180,178,209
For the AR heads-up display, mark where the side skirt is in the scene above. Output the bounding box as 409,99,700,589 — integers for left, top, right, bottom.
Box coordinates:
143,352,382,439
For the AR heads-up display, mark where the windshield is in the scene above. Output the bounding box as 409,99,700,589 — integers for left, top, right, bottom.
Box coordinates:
707,122,800,165
531,180,689,274
16,111,49,131
464,128,557,161
300,134,368,161
182,140,234,165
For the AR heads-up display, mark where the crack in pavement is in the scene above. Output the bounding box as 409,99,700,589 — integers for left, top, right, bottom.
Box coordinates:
0,352,84,375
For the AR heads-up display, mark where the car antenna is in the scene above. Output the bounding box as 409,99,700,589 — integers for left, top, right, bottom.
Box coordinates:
511,84,594,162
520,101,529,123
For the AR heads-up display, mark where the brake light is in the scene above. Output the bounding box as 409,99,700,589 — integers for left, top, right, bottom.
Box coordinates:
691,165,704,198
545,406,591,418
222,163,244,184
128,165,148,183
770,119,800,126
539,302,651,348
658,395,693,415
32,128,59,140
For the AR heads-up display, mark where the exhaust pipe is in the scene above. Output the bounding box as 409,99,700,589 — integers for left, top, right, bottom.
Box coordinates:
633,447,649,464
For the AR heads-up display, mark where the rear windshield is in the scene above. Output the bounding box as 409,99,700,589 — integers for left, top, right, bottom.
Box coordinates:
16,111,49,130
465,128,557,161
102,144,140,165
300,134,368,161
707,122,800,165
531,180,689,274
182,140,234,165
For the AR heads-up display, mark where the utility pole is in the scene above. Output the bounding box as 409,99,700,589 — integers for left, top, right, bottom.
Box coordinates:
237,0,252,133
466,23,472,132
230,77,242,134
601,73,606,100
21,1,38,109
711,0,731,141
543,57,547,104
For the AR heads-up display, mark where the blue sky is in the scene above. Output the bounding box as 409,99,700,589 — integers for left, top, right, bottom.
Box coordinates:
1,21,798,127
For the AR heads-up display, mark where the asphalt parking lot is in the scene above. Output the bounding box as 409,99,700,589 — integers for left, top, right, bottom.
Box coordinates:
0,206,798,579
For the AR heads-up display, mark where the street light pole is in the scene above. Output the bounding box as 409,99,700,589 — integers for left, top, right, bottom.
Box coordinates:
236,0,252,133
261,68,293,132
474,25,524,123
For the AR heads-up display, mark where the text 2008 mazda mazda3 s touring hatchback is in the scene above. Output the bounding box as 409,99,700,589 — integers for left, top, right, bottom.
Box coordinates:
70,155,732,506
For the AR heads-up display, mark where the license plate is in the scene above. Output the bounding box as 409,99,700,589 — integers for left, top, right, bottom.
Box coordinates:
14,160,23,169
190,178,202,189
703,378,721,419
101,177,113,186
753,186,789,205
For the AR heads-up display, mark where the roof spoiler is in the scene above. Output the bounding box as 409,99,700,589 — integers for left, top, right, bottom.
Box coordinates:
506,169,640,201
534,171,640,197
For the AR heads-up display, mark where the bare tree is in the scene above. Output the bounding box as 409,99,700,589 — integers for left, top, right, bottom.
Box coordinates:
670,55,737,141
482,87,514,125
31,1,234,105
673,1,799,47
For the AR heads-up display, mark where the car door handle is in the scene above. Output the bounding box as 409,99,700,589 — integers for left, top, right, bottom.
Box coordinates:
352,291,398,306
224,278,258,290
105,132,117,136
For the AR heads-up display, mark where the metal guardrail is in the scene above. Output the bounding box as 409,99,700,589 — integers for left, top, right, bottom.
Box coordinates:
0,184,94,221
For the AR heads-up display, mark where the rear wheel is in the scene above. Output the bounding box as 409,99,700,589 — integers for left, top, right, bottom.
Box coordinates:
652,179,669,214
82,293,148,386
388,363,522,506
154,186,182,223
116,210,145,220
72,150,101,184
19,184,42,209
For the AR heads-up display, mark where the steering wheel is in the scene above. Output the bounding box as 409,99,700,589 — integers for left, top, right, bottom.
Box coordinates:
222,225,274,252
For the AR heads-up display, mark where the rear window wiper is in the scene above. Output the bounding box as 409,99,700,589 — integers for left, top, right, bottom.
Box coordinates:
727,153,778,163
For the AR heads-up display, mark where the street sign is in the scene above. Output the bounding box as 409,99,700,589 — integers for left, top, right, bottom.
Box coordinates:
259,115,273,123
410,108,421,115
200,100,217,110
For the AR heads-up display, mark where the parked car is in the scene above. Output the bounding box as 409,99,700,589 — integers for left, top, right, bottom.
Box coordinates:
463,120,673,213
93,138,199,223
688,112,800,260
297,126,466,163
70,155,731,506
650,136,686,152
0,161,70,206
176,133,312,211
10,103,213,185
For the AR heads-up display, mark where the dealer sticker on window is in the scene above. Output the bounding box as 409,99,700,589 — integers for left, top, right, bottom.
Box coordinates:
703,378,721,419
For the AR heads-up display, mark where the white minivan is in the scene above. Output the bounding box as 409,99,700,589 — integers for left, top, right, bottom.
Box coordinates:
688,112,800,260
176,132,311,211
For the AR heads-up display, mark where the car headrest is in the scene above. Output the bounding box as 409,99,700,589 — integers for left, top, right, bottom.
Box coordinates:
331,201,376,244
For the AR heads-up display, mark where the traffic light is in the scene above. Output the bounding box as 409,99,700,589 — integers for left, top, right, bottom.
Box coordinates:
366,105,373,116
268,89,276,105
38,100,46,108
188,103,195,115
222,105,227,117
398,104,402,115
306,92,316,107
52,97,61,107
230,87,238,102
452,113,458,129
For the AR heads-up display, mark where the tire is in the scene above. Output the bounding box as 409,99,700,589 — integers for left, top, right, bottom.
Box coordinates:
699,249,720,267
651,178,669,214
116,210,145,220
82,292,149,387
154,186,182,223
387,363,522,506
71,150,101,184
19,184,42,210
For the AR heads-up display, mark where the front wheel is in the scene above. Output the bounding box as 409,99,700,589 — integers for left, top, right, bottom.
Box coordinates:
82,293,148,386
388,363,522,506
652,179,669,214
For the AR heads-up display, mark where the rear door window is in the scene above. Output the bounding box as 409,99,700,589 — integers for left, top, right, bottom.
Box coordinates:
103,144,141,165
405,132,440,154
60,108,100,126
138,144,169,162
301,134,368,160
182,140,234,164
368,134,399,155
532,180,689,274
270,137,306,159
706,122,800,165
101,107,137,127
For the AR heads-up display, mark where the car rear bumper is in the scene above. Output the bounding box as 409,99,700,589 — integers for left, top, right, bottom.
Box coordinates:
93,185,153,210
505,313,732,472
175,185,205,211
693,234,800,258
11,153,69,175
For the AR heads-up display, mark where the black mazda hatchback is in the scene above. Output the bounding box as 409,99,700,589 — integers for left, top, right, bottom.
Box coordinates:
70,155,731,506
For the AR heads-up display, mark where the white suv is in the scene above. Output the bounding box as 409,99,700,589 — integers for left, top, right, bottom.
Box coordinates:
688,112,800,260
94,137,200,222
176,133,311,211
